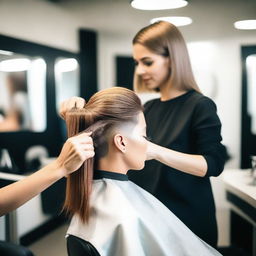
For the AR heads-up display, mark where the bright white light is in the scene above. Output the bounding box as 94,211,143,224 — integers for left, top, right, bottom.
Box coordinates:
131,0,187,10
187,41,218,99
32,58,46,69
55,58,78,73
246,55,256,66
0,58,31,72
246,55,256,134
151,16,192,27
234,20,256,30
0,50,13,56
27,58,47,132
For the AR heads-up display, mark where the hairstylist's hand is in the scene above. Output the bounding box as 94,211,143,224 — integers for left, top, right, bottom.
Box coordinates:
0,132,94,216
55,132,94,176
59,96,85,119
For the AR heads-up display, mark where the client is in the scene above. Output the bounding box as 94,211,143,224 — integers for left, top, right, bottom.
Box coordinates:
64,87,222,256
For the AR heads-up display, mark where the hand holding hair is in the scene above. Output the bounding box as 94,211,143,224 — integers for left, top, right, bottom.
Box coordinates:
56,132,94,177
0,132,94,216
59,96,85,119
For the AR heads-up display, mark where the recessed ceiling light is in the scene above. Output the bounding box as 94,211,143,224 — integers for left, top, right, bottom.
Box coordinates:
234,20,256,30
151,17,192,27
131,0,188,10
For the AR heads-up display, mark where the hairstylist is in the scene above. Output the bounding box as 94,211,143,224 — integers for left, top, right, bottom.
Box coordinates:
129,21,227,247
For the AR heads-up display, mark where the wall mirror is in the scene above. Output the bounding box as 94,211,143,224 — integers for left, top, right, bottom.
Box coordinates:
246,54,256,135
55,57,80,111
241,46,256,168
0,34,81,173
0,51,46,132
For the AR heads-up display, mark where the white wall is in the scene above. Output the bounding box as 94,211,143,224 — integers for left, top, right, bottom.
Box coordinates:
0,0,80,52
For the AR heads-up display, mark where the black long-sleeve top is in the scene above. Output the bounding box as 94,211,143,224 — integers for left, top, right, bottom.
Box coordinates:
128,90,227,247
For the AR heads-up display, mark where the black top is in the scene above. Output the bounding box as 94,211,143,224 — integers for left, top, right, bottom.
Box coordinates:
128,90,227,247
94,170,129,181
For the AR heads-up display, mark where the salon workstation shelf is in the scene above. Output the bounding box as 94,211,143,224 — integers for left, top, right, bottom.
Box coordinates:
222,169,256,256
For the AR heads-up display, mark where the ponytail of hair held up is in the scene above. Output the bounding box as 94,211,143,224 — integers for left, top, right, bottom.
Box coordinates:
63,109,94,223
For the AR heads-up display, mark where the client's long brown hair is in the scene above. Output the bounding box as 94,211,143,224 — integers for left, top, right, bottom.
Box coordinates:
63,87,143,222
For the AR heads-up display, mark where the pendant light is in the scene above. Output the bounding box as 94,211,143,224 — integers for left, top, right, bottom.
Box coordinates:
131,0,188,10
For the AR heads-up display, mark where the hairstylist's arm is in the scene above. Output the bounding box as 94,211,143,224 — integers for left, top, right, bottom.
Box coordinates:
146,99,227,178
0,132,94,216
146,141,207,177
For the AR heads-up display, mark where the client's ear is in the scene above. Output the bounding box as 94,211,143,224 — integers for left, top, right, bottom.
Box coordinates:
113,134,126,153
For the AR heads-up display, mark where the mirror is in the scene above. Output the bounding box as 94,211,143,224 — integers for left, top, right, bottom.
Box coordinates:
55,57,80,111
246,54,256,135
0,51,46,132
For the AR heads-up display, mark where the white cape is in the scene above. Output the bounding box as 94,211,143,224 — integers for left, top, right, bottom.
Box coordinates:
67,175,222,256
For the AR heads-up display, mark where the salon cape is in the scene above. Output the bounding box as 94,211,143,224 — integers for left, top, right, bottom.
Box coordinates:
67,170,222,256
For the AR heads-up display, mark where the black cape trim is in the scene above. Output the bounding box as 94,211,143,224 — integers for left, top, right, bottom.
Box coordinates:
94,170,129,181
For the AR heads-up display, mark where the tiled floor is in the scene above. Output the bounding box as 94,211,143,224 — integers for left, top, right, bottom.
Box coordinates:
28,223,69,256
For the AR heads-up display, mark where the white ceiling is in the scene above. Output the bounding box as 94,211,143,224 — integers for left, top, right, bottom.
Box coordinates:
58,0,256,41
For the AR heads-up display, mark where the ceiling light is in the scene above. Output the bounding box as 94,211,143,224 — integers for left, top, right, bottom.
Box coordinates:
151,17,192,27
131,0,188,10
0,58,31,72
234,20,256,30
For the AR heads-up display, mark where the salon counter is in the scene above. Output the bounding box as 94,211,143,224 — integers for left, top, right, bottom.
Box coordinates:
222,169,256,255
0,171,51,244
222,169,256,224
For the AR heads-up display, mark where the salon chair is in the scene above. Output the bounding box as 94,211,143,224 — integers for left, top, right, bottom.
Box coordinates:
67,235,101,256
0,241,34,256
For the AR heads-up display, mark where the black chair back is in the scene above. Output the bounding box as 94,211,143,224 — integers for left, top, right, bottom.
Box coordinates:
0,241,34,256
67,235,101,256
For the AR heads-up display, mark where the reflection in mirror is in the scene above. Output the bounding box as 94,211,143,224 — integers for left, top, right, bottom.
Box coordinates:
0,51,46,132
246,54,256,135
55,57,80,111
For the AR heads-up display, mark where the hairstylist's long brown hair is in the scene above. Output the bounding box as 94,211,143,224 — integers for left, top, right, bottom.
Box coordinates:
133,21,201,93
63,87,143,222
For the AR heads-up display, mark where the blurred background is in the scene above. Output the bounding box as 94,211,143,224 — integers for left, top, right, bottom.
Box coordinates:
0,0,255,255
